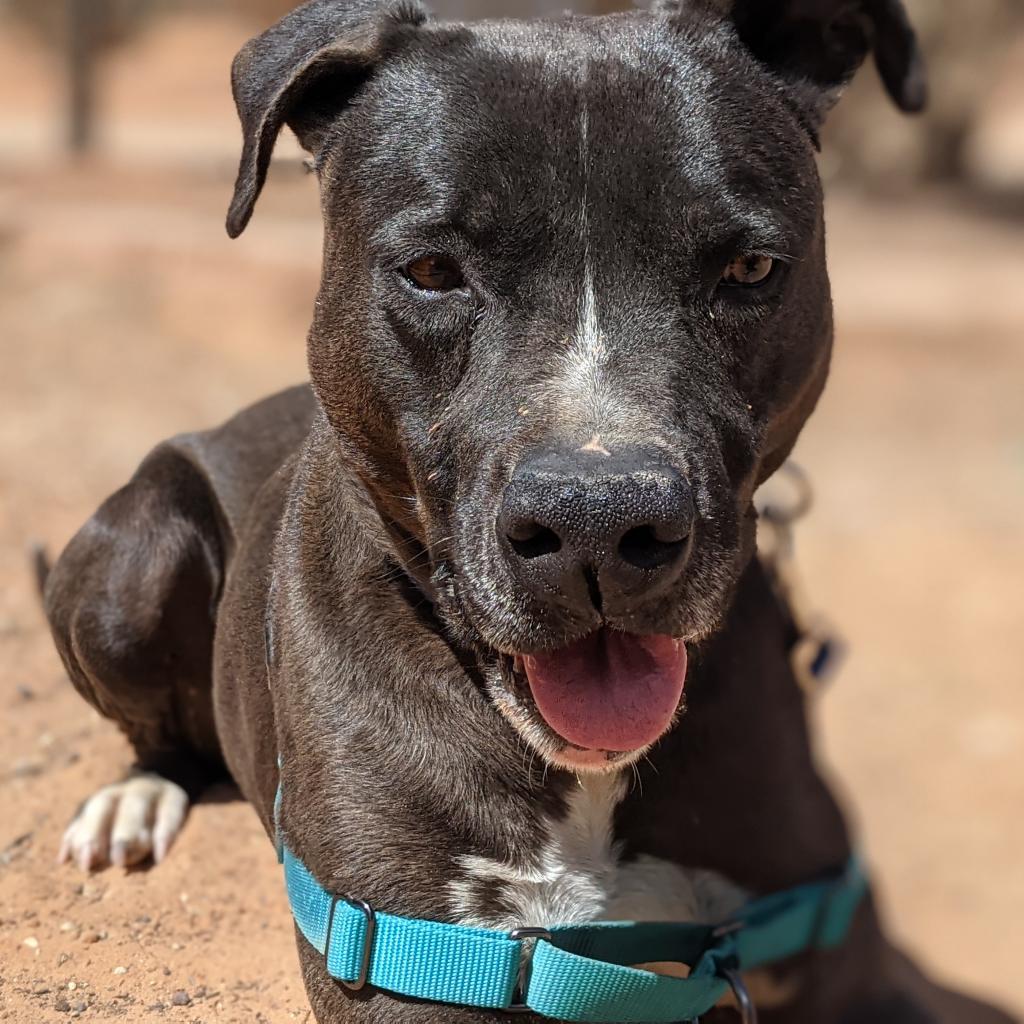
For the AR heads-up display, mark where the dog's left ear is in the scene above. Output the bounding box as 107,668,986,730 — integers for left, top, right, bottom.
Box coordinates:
227,0,430,238
665,0,926,126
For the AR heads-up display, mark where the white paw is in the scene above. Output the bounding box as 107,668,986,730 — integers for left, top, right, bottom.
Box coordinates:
58,773,188,872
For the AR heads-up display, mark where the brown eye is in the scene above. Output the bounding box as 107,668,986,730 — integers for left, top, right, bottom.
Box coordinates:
403,255,465,292
721,254,776,287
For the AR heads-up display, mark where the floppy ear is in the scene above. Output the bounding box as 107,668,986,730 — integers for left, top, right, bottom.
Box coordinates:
227,0,429,238
664,0,926,127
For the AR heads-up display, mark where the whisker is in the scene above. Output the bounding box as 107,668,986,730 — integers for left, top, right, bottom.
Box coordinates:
631,761,644,797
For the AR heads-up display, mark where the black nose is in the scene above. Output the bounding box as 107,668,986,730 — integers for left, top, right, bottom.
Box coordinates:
498,449,694,615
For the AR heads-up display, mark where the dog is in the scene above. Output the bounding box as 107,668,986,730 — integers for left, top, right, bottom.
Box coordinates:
40,1,1013,1021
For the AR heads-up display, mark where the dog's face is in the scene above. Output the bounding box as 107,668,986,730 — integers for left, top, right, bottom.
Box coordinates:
230,0,923,772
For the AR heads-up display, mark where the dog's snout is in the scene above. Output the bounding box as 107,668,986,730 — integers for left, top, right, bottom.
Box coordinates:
498,449,694,616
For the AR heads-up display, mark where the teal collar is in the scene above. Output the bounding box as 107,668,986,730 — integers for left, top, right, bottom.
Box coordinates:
275,783,866,1022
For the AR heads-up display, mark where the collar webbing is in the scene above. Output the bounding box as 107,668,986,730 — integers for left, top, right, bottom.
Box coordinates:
275,783,866,1022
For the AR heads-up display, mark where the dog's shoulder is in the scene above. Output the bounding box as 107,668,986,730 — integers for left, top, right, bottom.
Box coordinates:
162,384,317,539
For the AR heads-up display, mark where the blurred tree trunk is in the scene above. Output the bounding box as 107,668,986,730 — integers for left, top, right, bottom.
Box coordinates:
65,0,99,152
8,0,163,153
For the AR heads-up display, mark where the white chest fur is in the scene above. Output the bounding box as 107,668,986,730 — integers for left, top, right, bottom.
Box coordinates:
447,773,745,931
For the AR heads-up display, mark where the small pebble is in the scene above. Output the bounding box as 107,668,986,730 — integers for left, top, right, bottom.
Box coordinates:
71,999,87,1012
81,932,101,945
112,966,128,976
23,936,39,951
170,990,191,1006
59,922,76,934
12,758,45,779
54,996,71,1013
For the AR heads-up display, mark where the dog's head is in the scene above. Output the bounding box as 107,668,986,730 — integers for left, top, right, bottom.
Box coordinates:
229,0,924,772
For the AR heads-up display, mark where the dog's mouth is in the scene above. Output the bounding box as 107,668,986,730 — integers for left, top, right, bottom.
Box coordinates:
502,629,687,759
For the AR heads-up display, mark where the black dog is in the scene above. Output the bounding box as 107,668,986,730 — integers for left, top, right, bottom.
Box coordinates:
42,1,1009,1021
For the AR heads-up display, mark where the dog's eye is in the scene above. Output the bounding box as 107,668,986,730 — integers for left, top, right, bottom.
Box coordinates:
720,254,776,288
403,255,465,292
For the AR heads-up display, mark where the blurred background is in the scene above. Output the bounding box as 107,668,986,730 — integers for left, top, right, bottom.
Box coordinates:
1,1,1022,1022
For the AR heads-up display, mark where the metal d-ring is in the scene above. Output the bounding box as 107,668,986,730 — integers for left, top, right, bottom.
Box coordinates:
760,461,814,528
720,968,759,1024
507,927,553,1013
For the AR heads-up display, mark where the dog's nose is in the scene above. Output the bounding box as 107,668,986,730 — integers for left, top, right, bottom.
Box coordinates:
498,449,694,615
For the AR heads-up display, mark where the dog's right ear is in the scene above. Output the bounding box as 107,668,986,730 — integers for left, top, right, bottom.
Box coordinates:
227,0,429,238
658,0,926,132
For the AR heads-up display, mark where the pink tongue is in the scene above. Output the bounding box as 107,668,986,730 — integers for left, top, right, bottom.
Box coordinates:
523,631,687,752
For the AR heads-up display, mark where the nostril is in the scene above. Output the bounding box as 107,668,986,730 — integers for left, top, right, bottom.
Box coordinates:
508,523,562,561
618,525,688,571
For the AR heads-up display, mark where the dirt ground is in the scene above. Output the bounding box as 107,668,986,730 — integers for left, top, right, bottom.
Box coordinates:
1,11,1023,1024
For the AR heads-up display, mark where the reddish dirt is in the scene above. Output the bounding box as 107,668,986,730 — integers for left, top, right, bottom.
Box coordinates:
1,11,1023,1024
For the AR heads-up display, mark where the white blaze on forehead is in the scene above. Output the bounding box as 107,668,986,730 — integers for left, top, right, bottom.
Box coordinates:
547,99,615,428
568,260,608,399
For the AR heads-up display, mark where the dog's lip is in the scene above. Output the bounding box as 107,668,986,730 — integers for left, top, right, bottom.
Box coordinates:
556,745,622,769
507,630,688,753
